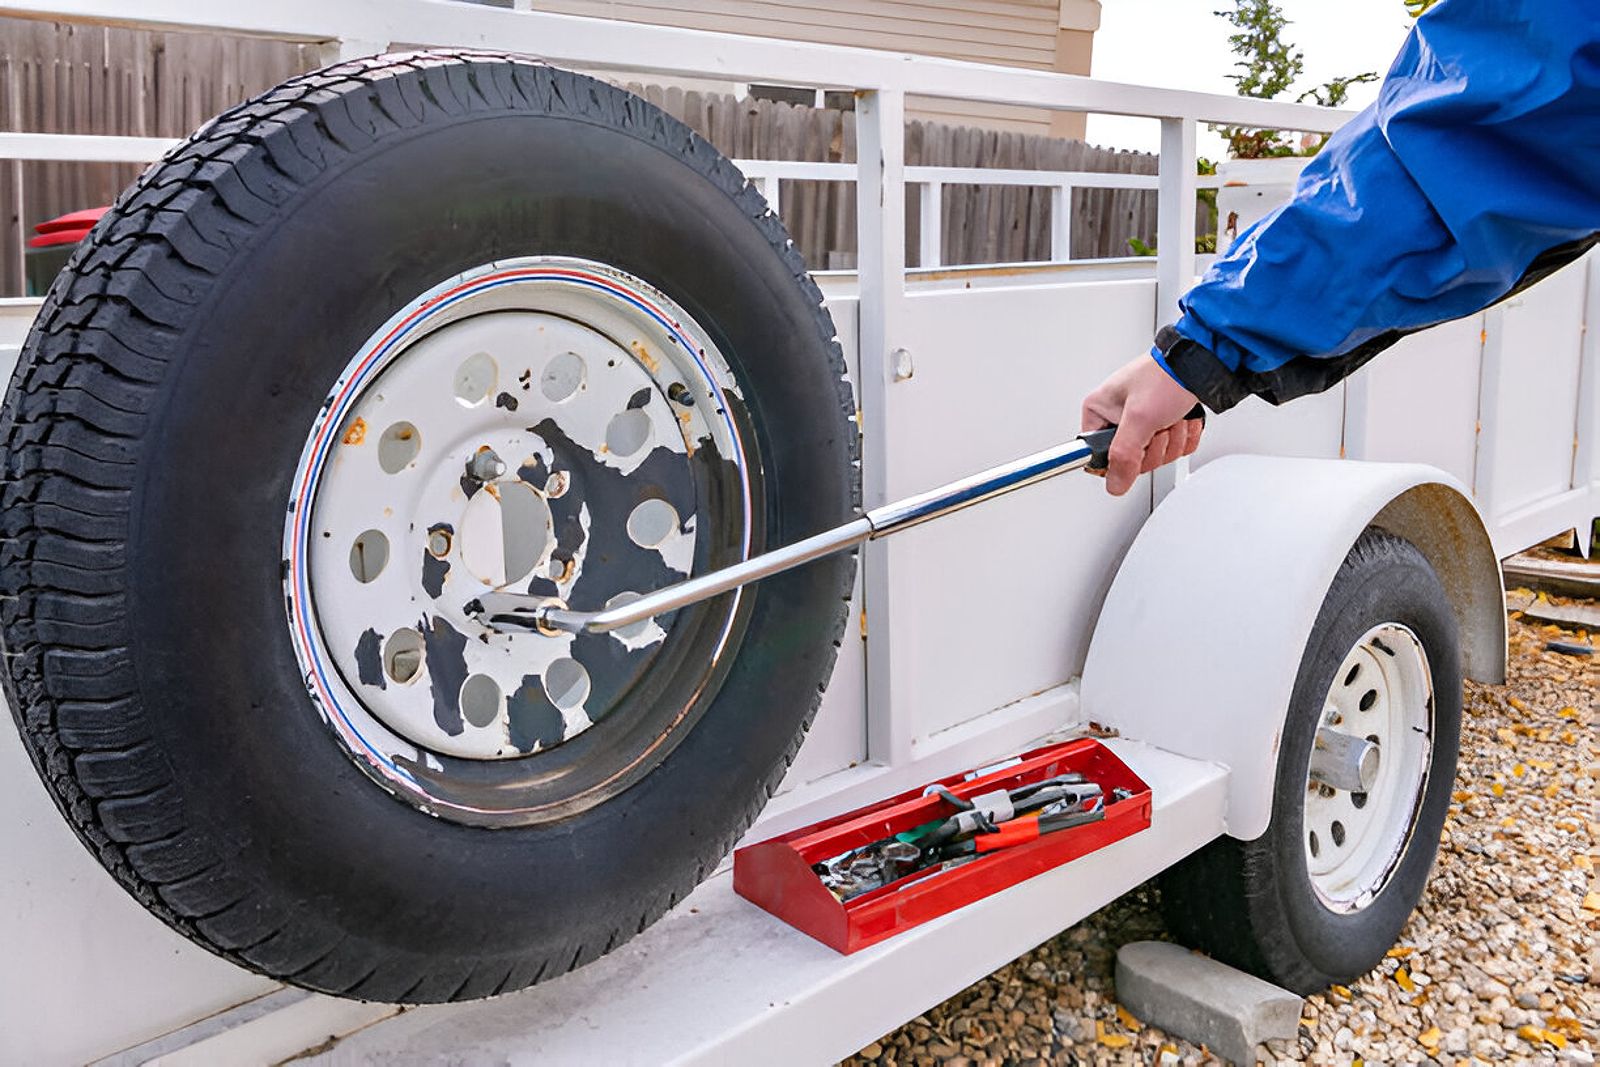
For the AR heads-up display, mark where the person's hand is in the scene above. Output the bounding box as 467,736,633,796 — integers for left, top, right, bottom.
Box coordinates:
1081,355,1205,496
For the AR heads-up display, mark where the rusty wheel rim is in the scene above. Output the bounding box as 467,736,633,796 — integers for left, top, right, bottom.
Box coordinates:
283,257,753,825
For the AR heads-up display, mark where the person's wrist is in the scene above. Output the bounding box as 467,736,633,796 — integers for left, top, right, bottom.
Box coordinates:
1155,324,1246,413
1149,346,1188,389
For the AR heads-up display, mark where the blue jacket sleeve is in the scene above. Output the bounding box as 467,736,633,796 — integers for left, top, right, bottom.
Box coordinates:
1162,0,1600,412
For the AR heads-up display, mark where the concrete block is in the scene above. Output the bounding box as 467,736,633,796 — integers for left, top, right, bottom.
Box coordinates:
1115,941,1301,1066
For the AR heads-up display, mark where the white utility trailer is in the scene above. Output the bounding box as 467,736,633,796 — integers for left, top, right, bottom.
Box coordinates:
0,4,1596,1066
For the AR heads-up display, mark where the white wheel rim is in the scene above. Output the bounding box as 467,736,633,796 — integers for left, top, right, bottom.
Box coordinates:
282,258,750,818
1303,622,1434,912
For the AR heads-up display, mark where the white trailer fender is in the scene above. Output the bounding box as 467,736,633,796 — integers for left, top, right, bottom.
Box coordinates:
1081,454,1505,840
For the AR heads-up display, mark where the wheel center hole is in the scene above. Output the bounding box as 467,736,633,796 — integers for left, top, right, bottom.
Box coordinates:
457,478,555,588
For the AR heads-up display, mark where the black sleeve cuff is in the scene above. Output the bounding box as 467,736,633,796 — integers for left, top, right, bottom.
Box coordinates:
1153,324,1252,413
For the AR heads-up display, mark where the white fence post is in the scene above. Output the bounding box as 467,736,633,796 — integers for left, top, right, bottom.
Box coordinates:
855,87,912,765
918,181,942,268
1049,183,1072,262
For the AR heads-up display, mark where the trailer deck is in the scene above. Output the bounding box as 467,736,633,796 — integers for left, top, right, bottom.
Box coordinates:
97,740,1225,1066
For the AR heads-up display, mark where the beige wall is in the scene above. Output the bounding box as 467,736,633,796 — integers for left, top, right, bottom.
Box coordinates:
539,0,1100,137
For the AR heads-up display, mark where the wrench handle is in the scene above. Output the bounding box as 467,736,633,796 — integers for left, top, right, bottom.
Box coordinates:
1083,403,1208,472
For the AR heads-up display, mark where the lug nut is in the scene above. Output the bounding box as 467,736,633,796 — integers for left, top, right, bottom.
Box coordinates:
466,447,506,483
427,529,452,557
546,470,570,498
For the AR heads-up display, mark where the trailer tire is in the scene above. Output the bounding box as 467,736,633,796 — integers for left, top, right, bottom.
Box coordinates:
1158,529,1461,994
0,52,858,1002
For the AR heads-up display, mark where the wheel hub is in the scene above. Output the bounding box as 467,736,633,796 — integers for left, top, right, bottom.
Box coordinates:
1303,622,1434,912
282,258,751,820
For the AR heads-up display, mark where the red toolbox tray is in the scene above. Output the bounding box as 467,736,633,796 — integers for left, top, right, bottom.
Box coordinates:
733,737,1151,953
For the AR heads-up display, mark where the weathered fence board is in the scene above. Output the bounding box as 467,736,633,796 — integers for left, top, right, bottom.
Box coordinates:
633,83,1161,269
0,19,313,295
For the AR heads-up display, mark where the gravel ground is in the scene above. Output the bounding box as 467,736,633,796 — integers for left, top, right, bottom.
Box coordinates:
844,591,1597,1067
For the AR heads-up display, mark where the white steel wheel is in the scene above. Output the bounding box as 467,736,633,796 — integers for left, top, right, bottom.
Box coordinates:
1302,623,1434,912
284,257,756,824
1160,529,1462,994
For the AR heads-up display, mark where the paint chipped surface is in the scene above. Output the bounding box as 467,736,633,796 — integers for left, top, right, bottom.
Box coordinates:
341,417,367,445
291,258,752,789
421,522,453,598
422,615,469,736
506,674,565,751
353,627,386,689
306,308,712,760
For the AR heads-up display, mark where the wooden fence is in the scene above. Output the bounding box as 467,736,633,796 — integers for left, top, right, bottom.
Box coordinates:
0,19,316,295
1,16,1161,295
628,83,1160,269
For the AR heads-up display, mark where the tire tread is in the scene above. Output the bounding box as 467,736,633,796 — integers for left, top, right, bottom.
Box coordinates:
0,50,858,1003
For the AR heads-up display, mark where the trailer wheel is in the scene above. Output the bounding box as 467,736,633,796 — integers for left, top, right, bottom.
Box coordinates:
0,52,857,1001
1158,529,1461,994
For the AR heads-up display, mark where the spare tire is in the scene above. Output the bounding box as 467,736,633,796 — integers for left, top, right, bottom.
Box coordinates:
0,51,858,1002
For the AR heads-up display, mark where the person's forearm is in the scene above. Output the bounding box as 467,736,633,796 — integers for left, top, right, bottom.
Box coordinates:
1167,0,1600,412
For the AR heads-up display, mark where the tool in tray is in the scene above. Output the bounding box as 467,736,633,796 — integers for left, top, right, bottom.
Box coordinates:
733,738,1151,953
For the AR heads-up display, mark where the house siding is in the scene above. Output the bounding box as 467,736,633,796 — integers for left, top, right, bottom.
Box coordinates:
537,0,1095,135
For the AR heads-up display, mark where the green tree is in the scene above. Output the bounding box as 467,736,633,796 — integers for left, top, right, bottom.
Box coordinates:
1213,0,1377,159
1297,72,1380,110
1222,0,1303,101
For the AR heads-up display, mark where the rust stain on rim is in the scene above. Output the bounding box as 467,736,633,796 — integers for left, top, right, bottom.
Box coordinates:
629,339,661,373
341,416,368,445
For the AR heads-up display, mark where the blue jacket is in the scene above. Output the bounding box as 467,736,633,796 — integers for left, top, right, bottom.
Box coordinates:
1159,0,1600,411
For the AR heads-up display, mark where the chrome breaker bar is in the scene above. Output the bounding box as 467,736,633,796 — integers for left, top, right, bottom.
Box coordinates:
468,427,1118,636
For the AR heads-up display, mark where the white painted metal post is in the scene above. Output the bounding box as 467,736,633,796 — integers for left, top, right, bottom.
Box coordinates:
1153,117,1197,502
1575,257,1600,507
1049,183,1072,263
855,88,912,765
1341,376,1370,461
918,181,942,268
316,37,387,66
6,70,22,289
1471,306,1507,516
1155,118,1197,330
1567,257,1600,556
758,175,783,220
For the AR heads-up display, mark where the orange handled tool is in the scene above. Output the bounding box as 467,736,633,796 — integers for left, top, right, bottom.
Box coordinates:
939,803,1105,859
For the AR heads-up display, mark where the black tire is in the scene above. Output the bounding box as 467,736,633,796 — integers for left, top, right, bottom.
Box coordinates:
1158,529,1462,994
0,51,858,1002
